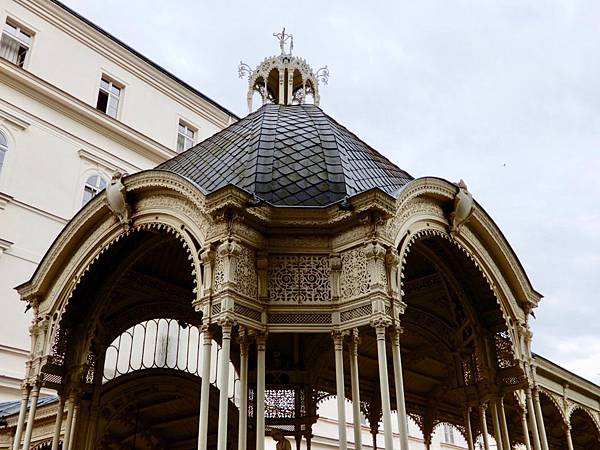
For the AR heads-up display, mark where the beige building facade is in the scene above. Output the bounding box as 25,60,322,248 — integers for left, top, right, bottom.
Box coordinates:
0,0,236,400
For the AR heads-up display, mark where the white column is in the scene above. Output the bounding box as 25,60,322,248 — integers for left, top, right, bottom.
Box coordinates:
526,389,542,450
333,331,348,450
374,325,394,450
564,424,574,450
67,402,79,450
238,332,249,450
22,384,40,450
61,394,76,450
390,327,409,450
490,400,504,450
520,408,532,450
349,330,362,450
217,321,233,450
498,396,511,450
464,407,475,450
11,385,30,450
198,328,213,450
287,71,294,105
479,403,491,450
278,71,285,104
255,333,266,450
50,395,66,450
533,388,549,450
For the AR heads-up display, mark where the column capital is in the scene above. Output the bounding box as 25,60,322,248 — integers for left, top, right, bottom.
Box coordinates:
349,328,360,354
256,331,267,351
217,317,235,334
331,330,348,349
370,317,392,337
238,327,250,356
480,402,488,412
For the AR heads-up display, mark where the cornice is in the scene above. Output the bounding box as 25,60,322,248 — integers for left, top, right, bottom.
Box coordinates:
14,0,237,128
0,58,177,164
0,106,30,129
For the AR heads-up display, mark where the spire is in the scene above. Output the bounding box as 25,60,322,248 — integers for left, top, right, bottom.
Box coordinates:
239,29,329,112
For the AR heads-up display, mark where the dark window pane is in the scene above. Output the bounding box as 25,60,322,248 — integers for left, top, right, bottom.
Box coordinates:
96,90,108,112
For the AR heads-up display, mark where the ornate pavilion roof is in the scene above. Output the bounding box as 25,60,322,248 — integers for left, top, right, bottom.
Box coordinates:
158,104,413,206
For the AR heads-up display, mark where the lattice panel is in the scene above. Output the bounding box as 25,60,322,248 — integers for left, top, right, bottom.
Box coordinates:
268,313,331,324
235,245,258,299
213,252,225,292
268,255,331,302
211,303,222,315
340,248,369,298
51,325,69,367
494,330,516,369
341,304,372,322
265,388,296,418
234,303,261,321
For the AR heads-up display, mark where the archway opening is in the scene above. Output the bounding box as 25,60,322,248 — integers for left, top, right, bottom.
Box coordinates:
570,408,600,450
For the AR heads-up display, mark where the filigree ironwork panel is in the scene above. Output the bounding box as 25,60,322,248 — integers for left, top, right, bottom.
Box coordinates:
340,248,369,299
268,255,331,303
235,245,258,299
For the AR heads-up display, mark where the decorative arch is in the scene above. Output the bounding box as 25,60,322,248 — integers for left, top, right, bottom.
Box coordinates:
389,177,541,321
16,171,213,384
568,404,600,434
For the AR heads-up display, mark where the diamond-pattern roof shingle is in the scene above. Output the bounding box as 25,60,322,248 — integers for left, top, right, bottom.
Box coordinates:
158,104,413,206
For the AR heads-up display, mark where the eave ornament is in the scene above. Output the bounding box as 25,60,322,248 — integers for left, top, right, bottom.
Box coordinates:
449,179,473,236
105,171,131,229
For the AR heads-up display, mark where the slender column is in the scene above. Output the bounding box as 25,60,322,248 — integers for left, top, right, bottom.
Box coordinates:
278,71,285,105
390,326,409,450
198,328,213,450
62,394,76,450
520,408,532,450
564,424,574,450
498,396,511,450
374,325,394,450
216,321,233,450
490,400,504,450
11,385,30,450
349,330,362,450
479,403,491,450
67,402,79,450
255,333,267,450
533,388,549,450
22,383,40,450
287,71,294,105
526,389,542,450
333,331,348,450
50,395,66,450
237,332,249,450
464,407,475,450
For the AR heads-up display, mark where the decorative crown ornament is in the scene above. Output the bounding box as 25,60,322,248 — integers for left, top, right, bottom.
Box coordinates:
238,29,329,112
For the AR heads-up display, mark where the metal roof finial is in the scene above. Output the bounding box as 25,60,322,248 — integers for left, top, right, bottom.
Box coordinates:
273,27,293,56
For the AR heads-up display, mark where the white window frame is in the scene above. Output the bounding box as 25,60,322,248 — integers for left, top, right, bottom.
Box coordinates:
82,173,108,206
177,120,196,152
96,76,123,119
0,130,8,177
0,18,33,68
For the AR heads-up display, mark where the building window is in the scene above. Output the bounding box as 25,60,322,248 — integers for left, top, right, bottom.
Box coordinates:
0,19,32,67
177,121,196,152
96,77,121,118
82,174,107,205
0,131,7,175
443,423,455,444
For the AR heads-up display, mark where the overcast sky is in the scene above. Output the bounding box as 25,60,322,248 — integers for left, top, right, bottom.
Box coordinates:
62,0,600,383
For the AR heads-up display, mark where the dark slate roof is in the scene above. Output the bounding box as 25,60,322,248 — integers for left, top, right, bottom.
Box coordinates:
0,395,57,418
158,104,413,206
